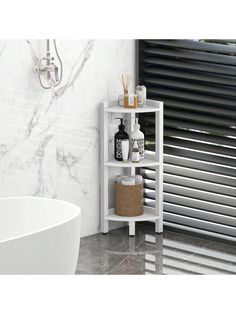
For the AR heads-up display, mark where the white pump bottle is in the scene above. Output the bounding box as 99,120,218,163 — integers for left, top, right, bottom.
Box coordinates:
131,118,145,159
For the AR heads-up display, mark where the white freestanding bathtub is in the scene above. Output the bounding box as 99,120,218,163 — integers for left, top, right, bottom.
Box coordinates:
0,197,81,274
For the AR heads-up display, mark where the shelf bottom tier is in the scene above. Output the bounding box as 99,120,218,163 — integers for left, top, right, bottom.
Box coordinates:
105,206,159,222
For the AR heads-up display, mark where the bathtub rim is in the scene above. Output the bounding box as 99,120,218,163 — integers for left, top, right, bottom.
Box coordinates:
0,196,81,244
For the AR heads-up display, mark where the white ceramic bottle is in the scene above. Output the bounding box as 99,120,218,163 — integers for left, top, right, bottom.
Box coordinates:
135,85,146,107
131,118,145,159
131,140,140,163
121,139,129,162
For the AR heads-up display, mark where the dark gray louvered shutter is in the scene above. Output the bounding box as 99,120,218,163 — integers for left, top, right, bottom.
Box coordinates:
138,39,236,241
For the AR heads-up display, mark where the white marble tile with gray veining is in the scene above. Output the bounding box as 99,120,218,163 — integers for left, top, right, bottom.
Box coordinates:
0,39,135,236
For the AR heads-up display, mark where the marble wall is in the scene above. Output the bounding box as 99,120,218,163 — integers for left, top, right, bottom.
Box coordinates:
0,40,135,237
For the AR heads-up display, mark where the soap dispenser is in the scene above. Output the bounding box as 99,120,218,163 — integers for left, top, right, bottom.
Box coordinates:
131,118,144,159
114,118,129,161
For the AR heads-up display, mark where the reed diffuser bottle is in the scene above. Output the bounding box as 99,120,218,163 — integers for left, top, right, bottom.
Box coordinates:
120,74,137,108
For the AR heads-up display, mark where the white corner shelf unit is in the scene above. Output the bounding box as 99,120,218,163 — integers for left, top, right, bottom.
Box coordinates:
100,99,163,236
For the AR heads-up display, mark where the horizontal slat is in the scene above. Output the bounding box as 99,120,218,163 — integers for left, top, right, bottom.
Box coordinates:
145,40,236,55
203,39,236,44
146,172,236,197
164,222,236,242
165,137,236,158
164,108,235,126
143,117,236,137
164,212,236,237
144,46,236,65
163,255,234,274
164,118,236,137
164,146,236,168
144,197,236,221
144,77,236,98
144,198,156,208
144,170,236,197
143,67,236,87
164,128,236,148
144,173,236,199
164,202,236,227
163,265,200,275
148,86,236,107
142,166,236,188
164,238,236,269
145,183,236,211
143,57,236,77
145,184,236,207
164,153,236,177
163,183,236,207
164,99,236,118
164,193,236,217
142,108,236,127
164,163,236,188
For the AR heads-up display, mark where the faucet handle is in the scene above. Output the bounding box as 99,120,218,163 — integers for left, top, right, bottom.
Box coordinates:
55,65,59,82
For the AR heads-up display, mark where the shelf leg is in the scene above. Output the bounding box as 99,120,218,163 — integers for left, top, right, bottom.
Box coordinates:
100,102,109,235
129,221,135,236
155,105,163,234
101,220,109,234
155,219,163,233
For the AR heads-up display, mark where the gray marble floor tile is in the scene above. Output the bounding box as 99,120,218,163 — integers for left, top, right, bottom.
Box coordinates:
76,224,236,275
107,254,163,275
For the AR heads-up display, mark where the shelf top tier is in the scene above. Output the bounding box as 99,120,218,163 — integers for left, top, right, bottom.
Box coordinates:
103,99,163,113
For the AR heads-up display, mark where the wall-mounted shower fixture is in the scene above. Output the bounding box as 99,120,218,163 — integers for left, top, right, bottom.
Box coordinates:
34,39,63,89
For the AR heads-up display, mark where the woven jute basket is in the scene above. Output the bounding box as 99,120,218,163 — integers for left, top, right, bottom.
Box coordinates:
115,182,143,217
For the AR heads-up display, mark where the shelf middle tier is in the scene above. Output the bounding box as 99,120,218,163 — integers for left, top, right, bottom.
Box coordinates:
104,157,159,168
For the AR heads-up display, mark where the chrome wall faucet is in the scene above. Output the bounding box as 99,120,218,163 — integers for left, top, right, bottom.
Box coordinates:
34,39,63,89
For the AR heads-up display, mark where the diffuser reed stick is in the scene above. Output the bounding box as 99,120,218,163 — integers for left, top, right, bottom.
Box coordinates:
120,74,131,94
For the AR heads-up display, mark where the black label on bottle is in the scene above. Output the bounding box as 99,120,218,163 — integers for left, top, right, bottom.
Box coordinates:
115,139,123,159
